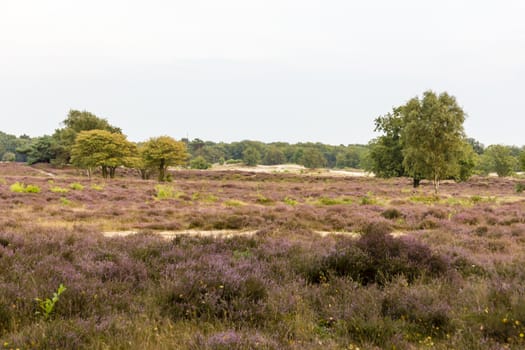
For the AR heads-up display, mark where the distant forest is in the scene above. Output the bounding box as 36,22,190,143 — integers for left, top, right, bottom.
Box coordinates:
1,104,524,182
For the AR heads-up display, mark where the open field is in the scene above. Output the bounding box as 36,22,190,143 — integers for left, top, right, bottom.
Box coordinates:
1,163,525,349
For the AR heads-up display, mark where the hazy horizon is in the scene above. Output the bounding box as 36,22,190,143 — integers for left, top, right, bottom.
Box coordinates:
1,1,524,146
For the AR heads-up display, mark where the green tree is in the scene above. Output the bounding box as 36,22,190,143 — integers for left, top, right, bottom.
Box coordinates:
400,91,467,193
52,110,122,164
300,148,327,169
190,156,211,169
2,151,15,162
17,135,60,165
263,146,286,165
479,145,518,177
366,112,407,178
242,146,261,166
142,136,188,181
70,130,136,178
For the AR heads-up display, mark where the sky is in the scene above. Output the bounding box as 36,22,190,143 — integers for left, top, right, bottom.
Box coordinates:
1,0,524,146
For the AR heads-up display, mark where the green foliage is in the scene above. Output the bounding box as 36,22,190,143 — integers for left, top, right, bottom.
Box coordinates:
478,145,518,177
283,197,298,206
189,156,211,169
142,136,188,181
35,284,67,320
401,91,467,193
154,185,180,200
50,186,69,193
59,197,72,206
366,112,406,178
1,151,15,162
10,182,40,193
242,146,261,166
516,183,525,193
70,130,136,179
69,183,84,190
263,146,286,165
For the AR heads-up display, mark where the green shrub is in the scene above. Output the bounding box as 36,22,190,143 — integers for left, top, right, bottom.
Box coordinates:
154,185,183,200
10,182,40,193
283,197,298,206
50,186,69,193
60,197,73,206
516,182,525,193
190,156,211,170
69,183,84,190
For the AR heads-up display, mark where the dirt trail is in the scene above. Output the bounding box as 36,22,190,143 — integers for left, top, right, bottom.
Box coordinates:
102,230,405,239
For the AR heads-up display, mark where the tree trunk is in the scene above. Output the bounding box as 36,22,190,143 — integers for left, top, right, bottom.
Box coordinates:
413,178,420,188
109,167,116,179
101,166,108,179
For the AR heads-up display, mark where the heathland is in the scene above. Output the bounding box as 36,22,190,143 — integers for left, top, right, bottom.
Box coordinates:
1,162,525,349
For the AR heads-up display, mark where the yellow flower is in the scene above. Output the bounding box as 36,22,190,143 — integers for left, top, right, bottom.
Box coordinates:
515,320,521,326
502,318,508,324
520,333,524,338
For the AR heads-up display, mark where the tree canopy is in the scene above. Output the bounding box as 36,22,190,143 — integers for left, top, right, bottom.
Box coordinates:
70,130,136,178
142,136,188,181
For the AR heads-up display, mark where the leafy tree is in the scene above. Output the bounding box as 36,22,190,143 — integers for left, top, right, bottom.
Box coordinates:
70,130,136,178
52,110,122,164
335,148,361,168
400,91,467,193
142,136,188,181
299,148,327,169
520,148,525,172
263,146,286,165
190,156,211,169
456,142,478,182
366,112,407,178
17,136,60,165
479,145,518,177
242,146,261,166
2,151,15,162
466,137,485,155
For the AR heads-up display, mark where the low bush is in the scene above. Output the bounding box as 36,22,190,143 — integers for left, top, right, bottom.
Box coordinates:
305,221,449,285
69,183,84,191
10,182,40,193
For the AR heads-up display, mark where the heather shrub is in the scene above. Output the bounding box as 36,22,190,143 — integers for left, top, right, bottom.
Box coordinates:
381,287,453,338
305,221,449,285
381,208,403,220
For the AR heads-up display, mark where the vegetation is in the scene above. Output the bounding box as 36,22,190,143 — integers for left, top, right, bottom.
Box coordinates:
142,136,188,181
70,130,136,178
1,162,525,349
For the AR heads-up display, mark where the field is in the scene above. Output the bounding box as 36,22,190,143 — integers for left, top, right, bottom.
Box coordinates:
1,163,525,349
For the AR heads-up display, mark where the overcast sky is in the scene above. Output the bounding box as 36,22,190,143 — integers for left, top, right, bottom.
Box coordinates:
1,0,524,146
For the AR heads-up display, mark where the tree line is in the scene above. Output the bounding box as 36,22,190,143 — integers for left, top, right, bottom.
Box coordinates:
1,92,524,186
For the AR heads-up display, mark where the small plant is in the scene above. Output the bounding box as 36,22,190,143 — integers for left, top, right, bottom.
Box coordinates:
283,197,298,206
60,197,72,206
10,182,40,193
35,284,67,320
50,186,69,193
516,182,525,193
224,199,246,207
255,194,273,205
90,184,104,191
154,184,183,200
69,182,84,190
